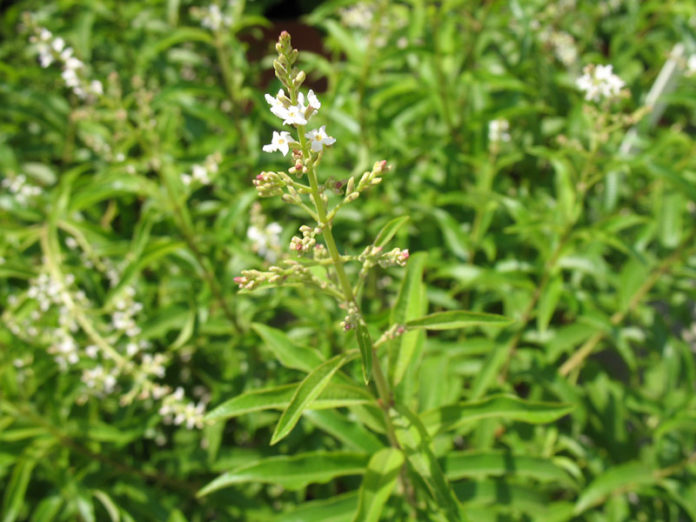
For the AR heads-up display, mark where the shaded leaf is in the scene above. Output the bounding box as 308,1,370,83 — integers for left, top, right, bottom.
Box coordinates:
353,448,405,522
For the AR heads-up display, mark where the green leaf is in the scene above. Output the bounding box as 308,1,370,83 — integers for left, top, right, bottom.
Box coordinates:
198,452,368,496
355,323,373,384
421,395,573,435
406,310,512,330
205,382,371,422
303,410,383,453
442,451,576,487
252,323,324,372
537,275,563,333
271,353,356,445
91,491,120,522
574,462,656,514
373,216,410,248
390,252,427,387
352,448,405,522
2,459,36,522
391,406,462,522
30,496,63,522
275,492,358,522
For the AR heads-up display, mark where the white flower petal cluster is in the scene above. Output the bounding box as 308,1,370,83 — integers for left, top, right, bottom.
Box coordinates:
111,286,143,338
201,4,232,31
82,365,118,395
305,125,336,152
247,222,283,262
30,27,102,99
27,272,70,311
576,64,625,102
263,88,334,155
180,154,220,186
159,387,206,429
263,131,296,156
2,174,41,204
488,119,511,144
338,3,374,30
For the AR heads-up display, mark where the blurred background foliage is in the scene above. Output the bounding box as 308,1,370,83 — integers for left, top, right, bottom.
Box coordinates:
1,0,696,520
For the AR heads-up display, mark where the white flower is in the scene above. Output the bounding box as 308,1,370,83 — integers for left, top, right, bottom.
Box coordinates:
305,126,336,152
247,222,282,262
191,164,210,184
262,131,296,156
488,119,511,143
280,103,308,126
201,4,232,31
90,80,103,96
52,37,65,53
307,90,321,111
265,89,288,119
576,64,625,102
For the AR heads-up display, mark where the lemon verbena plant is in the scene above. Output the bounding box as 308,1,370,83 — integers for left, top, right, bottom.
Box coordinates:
198,32,572,521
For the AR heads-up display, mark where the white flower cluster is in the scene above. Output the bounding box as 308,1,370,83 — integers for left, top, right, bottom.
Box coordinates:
576,64,626,102
263,89,335,154
338,3,374,30
31,27,103,99
48,329,80,369
488,119,511,144
2,174,41,205
27,272,72,311
247,222,283,263
159,387,206,429
111,286,143,338
180,154,220,186
200,4,232,31
82,364,118,395
539,29,578,67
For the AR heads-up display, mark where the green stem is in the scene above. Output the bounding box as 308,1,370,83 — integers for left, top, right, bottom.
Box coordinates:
299,129,398,446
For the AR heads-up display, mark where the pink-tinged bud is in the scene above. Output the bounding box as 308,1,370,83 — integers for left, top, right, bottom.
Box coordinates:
344,323,353,331
279,30,290,39
401,249,410,260
295,162,303,170
396,326,406,335
295,243,302,251
234,276,246,287
256,173,265,180
374,246,383,253
335,181,343,190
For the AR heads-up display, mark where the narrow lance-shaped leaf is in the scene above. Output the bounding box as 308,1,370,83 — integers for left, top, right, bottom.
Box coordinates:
406,310,512,331
421,395,574,435
442,451,577,487
391,405,463,522
373,215,410,248
205,381,371,422
355,322,372,384
271,352,356,445
197,452,368,497
275,492,359,522
353,448,405,522
252,323,324,372
390,252,427,387
303,410,384,453
574,461,656,514
2,459,36,522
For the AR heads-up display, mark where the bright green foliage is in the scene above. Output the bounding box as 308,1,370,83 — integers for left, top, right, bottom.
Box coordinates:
2,0,696,520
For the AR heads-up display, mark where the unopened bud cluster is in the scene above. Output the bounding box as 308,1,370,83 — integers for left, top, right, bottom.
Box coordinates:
289,225,319,254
